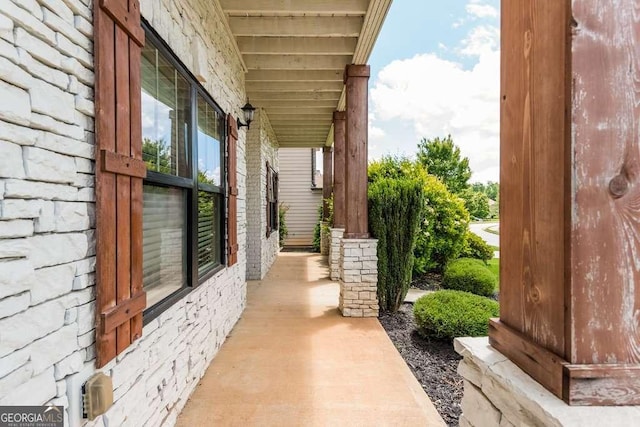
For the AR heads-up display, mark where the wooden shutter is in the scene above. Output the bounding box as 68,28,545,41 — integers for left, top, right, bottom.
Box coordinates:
274,172,279,230
94,0,147,368
227,114,239,266
266,162,272,237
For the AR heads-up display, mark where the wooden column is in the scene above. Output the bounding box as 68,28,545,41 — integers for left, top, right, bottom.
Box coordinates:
343,64,370,239
322,146,333,220
490,0,640,406
332,111,346,229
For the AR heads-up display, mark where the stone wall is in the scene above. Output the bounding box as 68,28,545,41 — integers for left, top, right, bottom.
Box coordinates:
338,239,379,317
246,109,279,280
0,0,248,426
455,337,640,427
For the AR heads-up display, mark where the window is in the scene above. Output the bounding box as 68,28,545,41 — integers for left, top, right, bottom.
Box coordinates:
141,24,226,315
266,162,279,237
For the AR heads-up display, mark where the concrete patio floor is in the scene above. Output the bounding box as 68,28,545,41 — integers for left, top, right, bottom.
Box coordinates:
176,252,445,426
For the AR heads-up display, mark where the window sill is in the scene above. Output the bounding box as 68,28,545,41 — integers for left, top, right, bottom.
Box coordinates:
143,286,192,326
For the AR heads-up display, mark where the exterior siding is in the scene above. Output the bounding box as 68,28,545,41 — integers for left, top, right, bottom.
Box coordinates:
279,148,322,246
246,109,279,280
0,0,250,426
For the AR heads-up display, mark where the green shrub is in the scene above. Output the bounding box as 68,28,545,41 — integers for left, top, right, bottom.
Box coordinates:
368,156,428,183
312,204,322,252
278,205,289,247
418,176,470,273
458,189,491,219
443,258,497,297
460,232,494,263
369,177,425,312
413,290,499,340
367,157,469,274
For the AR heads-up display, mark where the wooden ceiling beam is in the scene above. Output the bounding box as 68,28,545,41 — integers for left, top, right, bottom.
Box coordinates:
247,81,343,92
244,54,352,70
250,92,341,101
238,37,357,55
221,0,369,16
270,121,333,127
268,113,333,120
255,100,339,108
265,107,335,115
228,16,364,37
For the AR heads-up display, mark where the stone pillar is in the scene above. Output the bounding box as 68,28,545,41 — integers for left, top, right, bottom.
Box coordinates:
343,65,369,239
328,227,344,281
338,239,378,317
332,111,346,229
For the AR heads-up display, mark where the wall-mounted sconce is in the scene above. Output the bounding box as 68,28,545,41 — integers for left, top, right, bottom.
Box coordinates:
237,101,256,130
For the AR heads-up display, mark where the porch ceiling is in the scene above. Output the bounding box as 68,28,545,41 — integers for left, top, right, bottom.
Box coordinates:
218,0,392,148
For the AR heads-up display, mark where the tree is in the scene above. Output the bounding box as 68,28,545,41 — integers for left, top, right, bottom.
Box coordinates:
417,135,472,194
470,181,499,201
485,181,499,201
458,189,491,219
142,138,171,174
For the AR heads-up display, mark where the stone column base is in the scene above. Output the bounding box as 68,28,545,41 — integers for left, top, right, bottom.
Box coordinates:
329,228,344,281
454,337,640,427
320,221,330,256
338,238,379,317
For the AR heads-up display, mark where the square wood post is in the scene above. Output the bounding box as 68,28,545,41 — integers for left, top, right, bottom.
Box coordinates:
338,64,378,317
490,0,640,406
320,146,333,255
329,111,346,280
322,146,333,220
343,64,370,239
332,111,346,229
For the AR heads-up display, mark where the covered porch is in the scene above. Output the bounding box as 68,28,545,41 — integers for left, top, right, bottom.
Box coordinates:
176,252,445,425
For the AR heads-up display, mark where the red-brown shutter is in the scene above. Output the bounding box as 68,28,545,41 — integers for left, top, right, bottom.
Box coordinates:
227,114,239,266
94,0,146,368
266,162,272,237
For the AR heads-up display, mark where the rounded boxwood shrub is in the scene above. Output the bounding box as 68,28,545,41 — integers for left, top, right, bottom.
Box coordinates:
413,290,499,339
443,258,497,297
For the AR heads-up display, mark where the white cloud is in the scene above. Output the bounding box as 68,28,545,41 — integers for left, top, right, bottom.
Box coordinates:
369,126,386,139
369,25,500,182
452,18,465,29
459,25,499,56
466,3,499,19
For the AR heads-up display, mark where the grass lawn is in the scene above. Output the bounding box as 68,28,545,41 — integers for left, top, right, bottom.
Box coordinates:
487,258,499,288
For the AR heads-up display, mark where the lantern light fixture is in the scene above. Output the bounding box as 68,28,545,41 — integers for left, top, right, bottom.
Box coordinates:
237,100,256,130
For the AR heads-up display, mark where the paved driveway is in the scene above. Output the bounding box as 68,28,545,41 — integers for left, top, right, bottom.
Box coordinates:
470,222,499,248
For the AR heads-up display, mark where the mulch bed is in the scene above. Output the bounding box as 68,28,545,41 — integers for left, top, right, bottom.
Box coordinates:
410,272,444,291
379,303,463,427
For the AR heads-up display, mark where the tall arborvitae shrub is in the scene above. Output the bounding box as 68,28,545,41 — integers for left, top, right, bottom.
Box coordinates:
369,177,425,312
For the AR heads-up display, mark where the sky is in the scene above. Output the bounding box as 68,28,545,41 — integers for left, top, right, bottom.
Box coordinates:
367,0,500,183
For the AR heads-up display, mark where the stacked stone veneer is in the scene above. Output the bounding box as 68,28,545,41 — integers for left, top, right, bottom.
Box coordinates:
246,109,279,280
0,0,249,426
329,227,344,280
338,239,379,317
455,337,640,427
